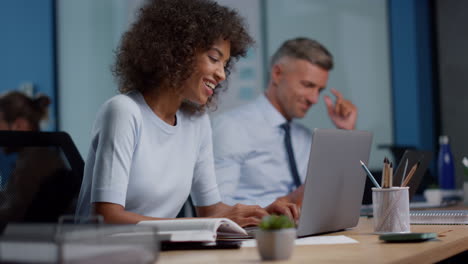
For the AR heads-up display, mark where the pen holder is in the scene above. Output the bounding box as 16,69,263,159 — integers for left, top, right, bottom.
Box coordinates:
372,187,410,234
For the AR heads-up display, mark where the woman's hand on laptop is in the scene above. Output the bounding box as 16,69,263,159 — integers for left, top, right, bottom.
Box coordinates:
265,197,300,222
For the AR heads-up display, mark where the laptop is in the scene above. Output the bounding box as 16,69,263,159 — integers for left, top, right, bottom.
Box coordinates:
296,128,373,237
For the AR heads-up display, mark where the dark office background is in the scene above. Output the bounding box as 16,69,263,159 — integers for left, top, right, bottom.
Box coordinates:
435,0,468,187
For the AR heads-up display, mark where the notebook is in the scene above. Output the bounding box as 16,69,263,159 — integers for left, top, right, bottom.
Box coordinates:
410,210,468,225
138,218,248,242
137,218,245,250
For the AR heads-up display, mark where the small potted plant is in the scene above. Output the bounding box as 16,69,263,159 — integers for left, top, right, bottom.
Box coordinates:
255,215,296,261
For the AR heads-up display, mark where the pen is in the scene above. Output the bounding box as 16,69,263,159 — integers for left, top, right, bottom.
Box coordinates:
402,161,420,187
360,160,381,188
381,158,386,188
389,162,393,187
401,158,408,186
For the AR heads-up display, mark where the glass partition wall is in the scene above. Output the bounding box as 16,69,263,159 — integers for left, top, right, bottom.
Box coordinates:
57,0,392,169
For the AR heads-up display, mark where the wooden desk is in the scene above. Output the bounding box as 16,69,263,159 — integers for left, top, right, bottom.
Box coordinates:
158,217,468,263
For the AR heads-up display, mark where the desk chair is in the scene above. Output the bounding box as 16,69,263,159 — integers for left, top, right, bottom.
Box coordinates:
176,196,197,218
0,131,83,230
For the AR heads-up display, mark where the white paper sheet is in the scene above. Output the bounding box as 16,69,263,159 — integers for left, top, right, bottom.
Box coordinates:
241,235,358,248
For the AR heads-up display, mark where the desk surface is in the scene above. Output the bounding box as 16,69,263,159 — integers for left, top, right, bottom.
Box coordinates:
158,217,468,263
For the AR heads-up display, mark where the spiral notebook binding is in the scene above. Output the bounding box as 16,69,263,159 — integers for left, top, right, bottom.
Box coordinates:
410,210,468,225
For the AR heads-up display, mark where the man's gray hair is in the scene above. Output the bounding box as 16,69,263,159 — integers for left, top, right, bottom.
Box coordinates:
270,37,333,71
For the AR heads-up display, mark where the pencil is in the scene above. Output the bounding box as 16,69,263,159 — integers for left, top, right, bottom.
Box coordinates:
402,161,420,187
360,160,381,188
382,157,390,188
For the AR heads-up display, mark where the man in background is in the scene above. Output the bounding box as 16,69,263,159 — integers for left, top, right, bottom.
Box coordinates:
212,37,357,211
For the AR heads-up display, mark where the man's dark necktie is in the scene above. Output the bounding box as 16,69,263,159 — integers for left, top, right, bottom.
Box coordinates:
281,123,301,188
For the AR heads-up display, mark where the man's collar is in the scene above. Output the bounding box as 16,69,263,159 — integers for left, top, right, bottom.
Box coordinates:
257,93,288,128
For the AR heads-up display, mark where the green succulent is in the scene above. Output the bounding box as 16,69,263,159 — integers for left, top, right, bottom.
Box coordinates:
259,215,295,230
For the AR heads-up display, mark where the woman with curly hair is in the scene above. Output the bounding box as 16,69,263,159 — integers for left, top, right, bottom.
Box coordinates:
75,0,296,226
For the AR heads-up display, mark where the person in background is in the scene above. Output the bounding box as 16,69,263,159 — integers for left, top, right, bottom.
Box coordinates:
0,91,68,222
212,37,358,210
0,91,50,132
0,91,52,189
75,0,296,226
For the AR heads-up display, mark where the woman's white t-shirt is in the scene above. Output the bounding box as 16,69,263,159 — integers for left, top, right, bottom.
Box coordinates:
75,91,221,219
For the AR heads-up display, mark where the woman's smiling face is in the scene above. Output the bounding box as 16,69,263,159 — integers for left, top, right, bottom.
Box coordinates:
182,38,231,105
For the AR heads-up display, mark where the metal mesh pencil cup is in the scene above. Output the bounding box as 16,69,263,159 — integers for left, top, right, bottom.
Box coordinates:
372,187,410,233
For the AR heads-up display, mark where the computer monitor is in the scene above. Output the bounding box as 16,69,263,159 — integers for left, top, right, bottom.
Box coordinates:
0,131,83,228
361,149,433,205
392,150,433,199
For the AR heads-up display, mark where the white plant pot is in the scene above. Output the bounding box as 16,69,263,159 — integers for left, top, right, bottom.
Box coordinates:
424,189,442,205
255,228,296,261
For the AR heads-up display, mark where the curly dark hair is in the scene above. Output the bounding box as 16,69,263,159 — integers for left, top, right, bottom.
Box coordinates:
113,0,254,113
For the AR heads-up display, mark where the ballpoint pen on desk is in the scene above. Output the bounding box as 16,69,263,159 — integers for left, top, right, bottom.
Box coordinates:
402,161,420,187
401,158,409,186
360,160,381,188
